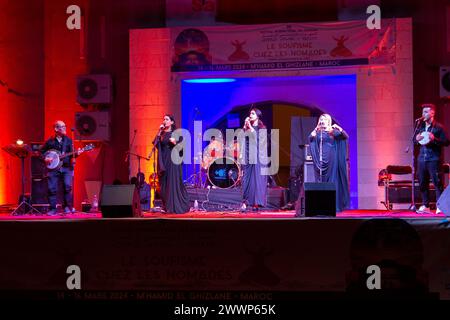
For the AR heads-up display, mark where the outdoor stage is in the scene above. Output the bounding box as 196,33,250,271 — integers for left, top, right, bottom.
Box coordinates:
0,209,449,300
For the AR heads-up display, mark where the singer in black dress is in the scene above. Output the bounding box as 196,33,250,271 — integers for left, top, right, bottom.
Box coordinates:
241,108,268,211
309,114,350,212
156,114,190,214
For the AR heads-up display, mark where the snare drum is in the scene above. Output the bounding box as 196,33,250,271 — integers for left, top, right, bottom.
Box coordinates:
207,157,241,189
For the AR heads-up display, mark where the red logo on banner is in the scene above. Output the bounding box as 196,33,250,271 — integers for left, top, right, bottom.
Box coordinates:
330,36,353,57
228,40,250,61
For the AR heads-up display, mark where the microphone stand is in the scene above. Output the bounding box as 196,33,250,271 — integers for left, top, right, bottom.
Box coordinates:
70,128,76,211
147,129,162,208
193,108,203,188
319,129,323,183
406,119,422,211
125,130,138,179
127,152,149,178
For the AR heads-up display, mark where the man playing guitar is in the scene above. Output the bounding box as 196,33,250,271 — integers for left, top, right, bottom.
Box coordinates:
415,104,450,214
40,120,80,216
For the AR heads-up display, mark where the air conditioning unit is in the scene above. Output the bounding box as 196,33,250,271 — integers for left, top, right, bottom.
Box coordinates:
77,74,112,104
75,111,110,141
439,66,450,98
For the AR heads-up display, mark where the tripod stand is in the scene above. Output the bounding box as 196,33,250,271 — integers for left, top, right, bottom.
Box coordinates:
2,143,41,215
184,131,205,188
184,150,205,188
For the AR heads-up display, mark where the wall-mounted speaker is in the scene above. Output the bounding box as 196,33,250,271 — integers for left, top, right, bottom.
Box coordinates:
77,74,112,104
75,111,110,141
100,185,142,218
439,66,450,98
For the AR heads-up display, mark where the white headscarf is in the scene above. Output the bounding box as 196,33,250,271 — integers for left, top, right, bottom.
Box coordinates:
318,114,332,131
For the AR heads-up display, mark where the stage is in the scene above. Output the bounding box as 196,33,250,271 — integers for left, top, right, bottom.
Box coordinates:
0,208,447,220
0,208,449,300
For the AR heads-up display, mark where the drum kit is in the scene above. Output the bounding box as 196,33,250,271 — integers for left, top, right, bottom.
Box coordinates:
198,140,242,189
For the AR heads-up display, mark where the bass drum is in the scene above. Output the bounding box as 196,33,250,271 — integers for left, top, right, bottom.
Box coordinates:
208,157,241,189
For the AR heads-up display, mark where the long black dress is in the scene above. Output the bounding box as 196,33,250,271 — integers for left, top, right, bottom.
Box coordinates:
242,124,268,207
309,128,350,212
157,131,190,214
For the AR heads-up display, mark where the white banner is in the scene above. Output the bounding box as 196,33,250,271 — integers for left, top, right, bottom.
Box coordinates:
170,20,396,72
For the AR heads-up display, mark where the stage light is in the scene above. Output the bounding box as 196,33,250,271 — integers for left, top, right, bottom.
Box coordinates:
16,139,24,146
183,78,236,83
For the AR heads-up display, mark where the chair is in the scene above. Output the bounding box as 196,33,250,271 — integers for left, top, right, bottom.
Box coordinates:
379,165,412,210
379,164,445,210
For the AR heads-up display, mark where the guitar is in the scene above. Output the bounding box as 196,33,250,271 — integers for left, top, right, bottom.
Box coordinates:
44,144,95,170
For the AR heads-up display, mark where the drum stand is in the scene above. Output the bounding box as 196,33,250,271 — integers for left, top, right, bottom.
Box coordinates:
184,152,205,188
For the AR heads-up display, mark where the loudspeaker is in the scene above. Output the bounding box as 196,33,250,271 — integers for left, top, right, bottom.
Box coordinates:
297,182,336,217
31,177,48,204
30,142,46,177
77,74,112,104
75,111,110,141
439,66,450,98
31,156,46,177
437,186,450,215
100,185,142,218
303,161,315,183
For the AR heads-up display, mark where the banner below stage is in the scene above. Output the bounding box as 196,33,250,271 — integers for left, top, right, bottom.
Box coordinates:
0,218,450,299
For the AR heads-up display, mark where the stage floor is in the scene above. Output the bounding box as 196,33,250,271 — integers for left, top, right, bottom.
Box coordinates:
0,209,447,220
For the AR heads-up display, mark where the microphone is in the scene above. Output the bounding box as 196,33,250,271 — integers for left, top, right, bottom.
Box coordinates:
415,116,425,122
243,117,250,129
159,123,164,130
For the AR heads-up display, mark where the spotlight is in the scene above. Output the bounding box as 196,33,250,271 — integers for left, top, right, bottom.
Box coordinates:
16,139,24,146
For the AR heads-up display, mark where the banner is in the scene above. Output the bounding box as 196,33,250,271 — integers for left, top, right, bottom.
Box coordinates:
170,20,396,72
